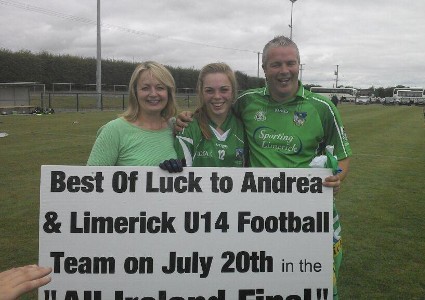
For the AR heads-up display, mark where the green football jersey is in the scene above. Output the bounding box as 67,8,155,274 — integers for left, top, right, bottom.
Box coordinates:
235,83,349,299
234,84,352,168
174,112,246,167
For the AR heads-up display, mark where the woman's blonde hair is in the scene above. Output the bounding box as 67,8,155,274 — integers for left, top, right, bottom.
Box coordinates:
195,62,237,139
121,61,177,122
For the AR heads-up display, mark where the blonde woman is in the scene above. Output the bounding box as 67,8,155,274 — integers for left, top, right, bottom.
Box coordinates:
87,61,178,166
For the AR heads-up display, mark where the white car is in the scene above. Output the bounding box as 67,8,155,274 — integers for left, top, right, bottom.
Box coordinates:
416,98,425,106
355,96,371,105
384,97,396,105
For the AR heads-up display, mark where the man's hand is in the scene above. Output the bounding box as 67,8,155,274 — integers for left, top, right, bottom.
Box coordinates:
323,174,341,195
175,111,193,132
323,157,350,195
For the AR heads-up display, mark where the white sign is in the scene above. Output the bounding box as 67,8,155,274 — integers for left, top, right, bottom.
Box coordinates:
39,166,333,300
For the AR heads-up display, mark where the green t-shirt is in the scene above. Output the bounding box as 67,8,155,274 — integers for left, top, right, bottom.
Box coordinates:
174,112,246,167
234,83,352,168
87,117,177,166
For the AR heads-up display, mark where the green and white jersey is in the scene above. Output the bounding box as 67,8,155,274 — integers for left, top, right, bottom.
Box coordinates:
234,82,352,168
235,83,349,298
174,112,246,167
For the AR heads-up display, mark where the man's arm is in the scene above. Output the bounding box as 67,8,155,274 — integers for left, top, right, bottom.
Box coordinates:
322,157,350,194
175,111,193,132
337,157,350,182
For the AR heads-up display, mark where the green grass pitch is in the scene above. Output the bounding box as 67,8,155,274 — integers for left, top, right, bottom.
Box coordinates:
0,104,424,299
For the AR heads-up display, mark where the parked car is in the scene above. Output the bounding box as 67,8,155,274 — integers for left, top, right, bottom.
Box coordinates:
355,96,371,105
399,98,414,106
384,97,396,105
416,98,425,106
370,97,382,104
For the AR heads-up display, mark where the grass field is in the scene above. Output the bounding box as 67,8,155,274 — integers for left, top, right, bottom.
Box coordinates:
0,103,424,299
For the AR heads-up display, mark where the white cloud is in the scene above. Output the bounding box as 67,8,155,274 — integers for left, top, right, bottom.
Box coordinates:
1,0,424,88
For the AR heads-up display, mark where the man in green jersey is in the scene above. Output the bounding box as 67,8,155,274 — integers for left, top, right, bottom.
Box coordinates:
234,36,351,173
234,35,351,300
175,36,350,299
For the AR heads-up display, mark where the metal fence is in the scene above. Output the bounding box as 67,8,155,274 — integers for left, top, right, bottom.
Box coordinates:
30,92,197,112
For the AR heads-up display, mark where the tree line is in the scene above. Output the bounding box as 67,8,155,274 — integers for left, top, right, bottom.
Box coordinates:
0,49,264,92
0,48,406,97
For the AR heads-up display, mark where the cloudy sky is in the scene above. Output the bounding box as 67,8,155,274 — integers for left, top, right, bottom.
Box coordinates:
1,0,424,88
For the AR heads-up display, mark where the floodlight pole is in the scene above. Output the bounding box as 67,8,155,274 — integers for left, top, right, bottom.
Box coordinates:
289,0,297,40
96,0,102,109
257,52,261,78
335,64,339,88
299,63,305,81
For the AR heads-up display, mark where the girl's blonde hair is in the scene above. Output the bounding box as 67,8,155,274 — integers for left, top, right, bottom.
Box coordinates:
195,62,237,139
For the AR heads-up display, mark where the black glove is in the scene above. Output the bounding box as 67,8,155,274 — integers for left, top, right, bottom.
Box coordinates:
159,159,185,173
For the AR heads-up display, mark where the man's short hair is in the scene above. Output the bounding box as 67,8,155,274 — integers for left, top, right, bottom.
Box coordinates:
262,35,300,66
